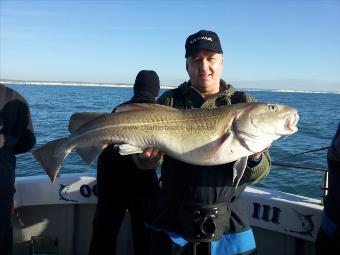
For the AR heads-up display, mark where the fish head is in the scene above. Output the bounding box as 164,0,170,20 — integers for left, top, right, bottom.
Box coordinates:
234,102,299,141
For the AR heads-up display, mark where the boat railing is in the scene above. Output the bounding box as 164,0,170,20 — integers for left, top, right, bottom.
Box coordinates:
272,161,328,205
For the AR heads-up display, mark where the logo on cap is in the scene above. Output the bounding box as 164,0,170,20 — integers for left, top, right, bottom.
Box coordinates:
190,36,213,45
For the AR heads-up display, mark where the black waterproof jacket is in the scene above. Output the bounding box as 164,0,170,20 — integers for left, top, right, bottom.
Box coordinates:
0,84,35,255
149,81,271,254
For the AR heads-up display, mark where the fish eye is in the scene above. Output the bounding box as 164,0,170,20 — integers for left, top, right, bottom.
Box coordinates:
268,104,278,112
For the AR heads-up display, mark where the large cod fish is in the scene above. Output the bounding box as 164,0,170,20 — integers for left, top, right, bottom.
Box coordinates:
33,102,299,183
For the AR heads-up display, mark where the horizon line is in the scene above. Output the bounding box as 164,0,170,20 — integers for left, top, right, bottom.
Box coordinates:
1,78,339,94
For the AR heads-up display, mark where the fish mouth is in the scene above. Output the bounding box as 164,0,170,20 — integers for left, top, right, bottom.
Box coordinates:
285,112,299,133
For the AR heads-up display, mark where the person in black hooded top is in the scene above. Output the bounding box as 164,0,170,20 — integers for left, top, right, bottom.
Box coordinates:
315,122,340,254
0,84,36,255
89,70,161,255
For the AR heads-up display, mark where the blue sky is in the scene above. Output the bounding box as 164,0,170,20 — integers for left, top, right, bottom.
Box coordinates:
1,0,340,91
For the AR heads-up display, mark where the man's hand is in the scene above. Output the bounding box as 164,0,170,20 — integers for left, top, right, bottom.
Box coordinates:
139,147,164,159
248,151,263,161
101,139,115,149
247,146,271,167
249,145,271,161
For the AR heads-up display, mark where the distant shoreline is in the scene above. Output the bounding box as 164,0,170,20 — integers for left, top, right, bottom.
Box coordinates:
1,79,339,94
0,79,175,89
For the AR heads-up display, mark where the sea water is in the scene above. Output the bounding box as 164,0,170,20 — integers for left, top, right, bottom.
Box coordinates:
7,84,340,199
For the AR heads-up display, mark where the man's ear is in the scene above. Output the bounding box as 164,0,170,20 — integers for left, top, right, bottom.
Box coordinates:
186,61,189,72
221,55,224,66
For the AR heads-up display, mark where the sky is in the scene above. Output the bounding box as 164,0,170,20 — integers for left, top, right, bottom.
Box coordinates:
1,0,340,91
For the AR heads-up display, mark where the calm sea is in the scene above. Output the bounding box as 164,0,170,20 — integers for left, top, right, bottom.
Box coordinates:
7,84,340,199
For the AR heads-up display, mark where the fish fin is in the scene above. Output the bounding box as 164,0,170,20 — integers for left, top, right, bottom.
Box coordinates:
118,144,143,155
76,145,103,164
115,103,177,113
232,156,248,188
33,138,71,183
213,131,234,161
68,112,109,133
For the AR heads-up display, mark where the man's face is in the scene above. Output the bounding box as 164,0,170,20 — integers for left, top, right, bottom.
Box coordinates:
186,50,224,91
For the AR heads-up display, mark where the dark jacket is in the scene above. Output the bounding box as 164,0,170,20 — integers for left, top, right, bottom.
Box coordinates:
152,81,271,254
0,84,35,254
316,122,340,255
321,122,340,235
0,83,36,193
0,84,36,155
0,84,36,179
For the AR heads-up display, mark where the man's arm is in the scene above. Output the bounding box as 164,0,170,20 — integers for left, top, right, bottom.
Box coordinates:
327,125,340,165
243,150,271,184
13,97,36,154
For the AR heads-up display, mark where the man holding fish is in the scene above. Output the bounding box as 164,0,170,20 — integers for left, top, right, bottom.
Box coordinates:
33,30,299,255
139,30,273,255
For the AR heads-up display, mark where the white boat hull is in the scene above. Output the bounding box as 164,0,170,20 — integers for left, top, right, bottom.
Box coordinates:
12,174,322,255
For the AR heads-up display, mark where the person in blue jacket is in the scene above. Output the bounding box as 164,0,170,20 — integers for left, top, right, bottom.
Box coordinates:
316,122,340,254
0,84,36,255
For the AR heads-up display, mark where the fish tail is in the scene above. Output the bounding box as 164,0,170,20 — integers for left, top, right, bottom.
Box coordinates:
33,138,71,182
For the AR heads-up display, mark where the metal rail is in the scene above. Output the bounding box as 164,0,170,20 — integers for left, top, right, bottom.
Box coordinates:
272,161,328,172
271,161,328,204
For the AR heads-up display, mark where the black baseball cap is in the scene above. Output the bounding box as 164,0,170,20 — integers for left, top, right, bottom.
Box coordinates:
185,30,223,58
